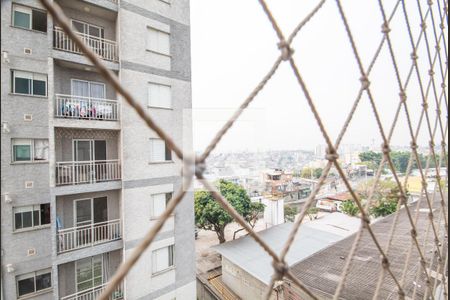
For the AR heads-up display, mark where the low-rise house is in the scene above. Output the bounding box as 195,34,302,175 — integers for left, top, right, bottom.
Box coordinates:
315,192,352,212
285,197,446,299
213,214,360,299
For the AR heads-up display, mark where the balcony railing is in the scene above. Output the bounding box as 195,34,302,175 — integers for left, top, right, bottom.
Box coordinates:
54,27,119,62
55,94,119,121
61,282,123,300
56,160,121,186
57,219,121,253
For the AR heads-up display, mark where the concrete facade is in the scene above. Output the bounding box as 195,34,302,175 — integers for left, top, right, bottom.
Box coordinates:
1,0,195,299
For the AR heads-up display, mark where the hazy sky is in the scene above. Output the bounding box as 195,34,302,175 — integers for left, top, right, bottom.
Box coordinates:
190,0,448,152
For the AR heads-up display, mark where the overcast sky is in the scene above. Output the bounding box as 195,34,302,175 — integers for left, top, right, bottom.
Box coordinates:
190,0,448,153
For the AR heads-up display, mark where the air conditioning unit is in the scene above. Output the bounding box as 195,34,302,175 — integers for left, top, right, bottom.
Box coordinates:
24,48,32,55
24,114,33,121
25,181,34,189
27,248,36,256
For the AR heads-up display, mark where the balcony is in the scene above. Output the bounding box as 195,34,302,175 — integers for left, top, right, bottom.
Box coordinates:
55,94,119,121
61,282,123,300
54,27,119,62
57,219,121,253
56,160,121,186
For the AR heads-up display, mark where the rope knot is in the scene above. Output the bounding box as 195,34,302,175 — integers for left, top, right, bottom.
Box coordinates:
400,195,407,205
410,52,418,61
362,216,371,228
440,23,445,30
381,257,390,269
428,212,434,220
398,290,406,299
436,108,441,115
411,229,417,238
325,148,339,162
360,76,371,90
422,102,429,110
429,69,435,76
195,161,207,177
399,91,407,103
381,22,391,34
421,22,427,30
442,82,447,89
441,141,447,148
277,40,294,61
382,143,391,156
410,142,418,151
427,0,433,5
436,45,441,51
272,260,289,279
182,155,205,178
422,181,428,188
429,140,435,148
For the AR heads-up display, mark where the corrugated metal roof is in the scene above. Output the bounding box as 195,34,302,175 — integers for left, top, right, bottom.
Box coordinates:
213,213,360,285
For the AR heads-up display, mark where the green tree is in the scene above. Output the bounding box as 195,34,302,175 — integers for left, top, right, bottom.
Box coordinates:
341,200,359,216
313,168,323,179
300,167,314,179
194,180,261,244
307,207,319,220
359,151,383,170
370,198,398,217
390,151,411,173
284,205,298,222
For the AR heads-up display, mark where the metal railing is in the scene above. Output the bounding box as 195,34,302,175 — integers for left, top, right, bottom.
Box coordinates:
56,160,121,186
60,282,124,300
54,27,119,62
55,94,119,121
57,219,121,253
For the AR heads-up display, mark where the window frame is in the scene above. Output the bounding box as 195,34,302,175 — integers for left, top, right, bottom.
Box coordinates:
150,192,173,219
148,82,172,109
11,70,48,97
149,138,172,163
146,26,171,57
75,255,104,293
16,269,52,299
13,204,51,232
12,138,49,163
151,244,175,275
12,4,47,33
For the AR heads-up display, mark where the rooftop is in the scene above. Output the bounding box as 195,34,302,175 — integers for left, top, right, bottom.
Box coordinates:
287,194,447,299
213,213,360,285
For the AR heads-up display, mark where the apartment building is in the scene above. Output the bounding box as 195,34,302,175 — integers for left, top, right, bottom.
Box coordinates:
1,0,195,299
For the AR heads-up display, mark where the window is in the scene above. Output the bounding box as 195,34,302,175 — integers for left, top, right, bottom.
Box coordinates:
150,139,172,162
148,83,172,109
12,5,47,32
12,71,47,96
14,204,51,231
147,27,170,55
12,139,49,162
16,269,52,298
152,245,174,274
76,255,103,292
151,192,173,218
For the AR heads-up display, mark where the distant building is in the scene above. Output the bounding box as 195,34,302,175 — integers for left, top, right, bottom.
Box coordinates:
315,192,352,212
213,214,360,300
263,169,311,201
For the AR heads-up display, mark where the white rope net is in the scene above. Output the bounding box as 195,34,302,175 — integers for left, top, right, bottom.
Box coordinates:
39,0,448,299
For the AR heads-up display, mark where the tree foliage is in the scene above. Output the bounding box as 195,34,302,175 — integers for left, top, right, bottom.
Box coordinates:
284,205,298,222
301,167,323,179
341,200,359,216
194,180,264,244
307,207,319,220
